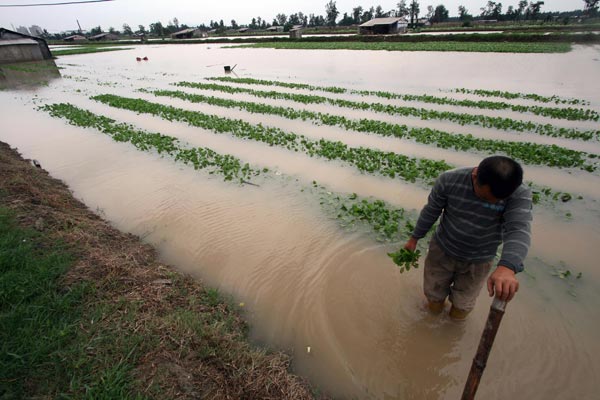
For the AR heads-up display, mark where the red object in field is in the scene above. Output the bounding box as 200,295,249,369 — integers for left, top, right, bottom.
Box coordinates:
136,57,142,61
143,56,148,61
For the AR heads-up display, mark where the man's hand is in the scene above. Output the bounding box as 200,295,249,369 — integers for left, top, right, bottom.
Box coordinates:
404,237,418,252
487,265,519,302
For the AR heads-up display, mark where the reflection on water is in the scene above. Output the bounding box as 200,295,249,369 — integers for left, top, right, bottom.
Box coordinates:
1,45,599,399
0,59,61,90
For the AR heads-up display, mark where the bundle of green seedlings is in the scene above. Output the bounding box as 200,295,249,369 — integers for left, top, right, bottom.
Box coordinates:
152,88,598,172
207,77,599,122
174,81,599,141
387,248,422,273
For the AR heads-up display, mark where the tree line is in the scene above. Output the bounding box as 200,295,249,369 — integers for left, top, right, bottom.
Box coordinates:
49,0,599,39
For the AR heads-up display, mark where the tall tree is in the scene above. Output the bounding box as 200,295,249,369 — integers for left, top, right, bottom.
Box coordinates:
352,6,363,24
325,1,339,26
149,22,164,36
458,5,471,20
409,0,420,26
275,13,287,26
361,7,375,23
480,1,503,19
431,4,449,23
339,12,354,25
583,0,599,16
89,25,102,35
137,25,146,34
397,0,409,18
527,1,544,20
426,5,434,20
122,23,133,35
375,5,386,18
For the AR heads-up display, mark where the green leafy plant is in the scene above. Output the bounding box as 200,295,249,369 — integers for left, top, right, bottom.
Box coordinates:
387,248,422,273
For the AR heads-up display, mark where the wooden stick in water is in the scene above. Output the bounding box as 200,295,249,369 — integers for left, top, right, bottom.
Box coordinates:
461,297,507,400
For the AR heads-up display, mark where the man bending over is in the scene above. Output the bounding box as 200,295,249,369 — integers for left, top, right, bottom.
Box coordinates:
404,156,532,319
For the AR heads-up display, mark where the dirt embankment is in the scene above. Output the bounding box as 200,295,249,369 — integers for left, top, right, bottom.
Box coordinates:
0,140,318,399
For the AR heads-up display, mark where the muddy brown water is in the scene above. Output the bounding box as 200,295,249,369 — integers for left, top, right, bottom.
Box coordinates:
1,44,600,399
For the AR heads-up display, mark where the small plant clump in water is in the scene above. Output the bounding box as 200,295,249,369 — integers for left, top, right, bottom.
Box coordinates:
387,248,422,273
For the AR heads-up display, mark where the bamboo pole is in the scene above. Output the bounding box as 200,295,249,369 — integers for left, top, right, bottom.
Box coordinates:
461,297,507,400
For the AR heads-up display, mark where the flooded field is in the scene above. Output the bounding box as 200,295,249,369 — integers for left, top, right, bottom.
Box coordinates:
1,44,600,399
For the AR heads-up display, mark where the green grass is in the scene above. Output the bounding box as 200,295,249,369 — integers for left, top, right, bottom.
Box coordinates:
0,207,144,399
52,47,132,56
230,41,572,53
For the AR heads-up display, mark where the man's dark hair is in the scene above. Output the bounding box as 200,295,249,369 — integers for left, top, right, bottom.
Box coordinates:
477,156,523,199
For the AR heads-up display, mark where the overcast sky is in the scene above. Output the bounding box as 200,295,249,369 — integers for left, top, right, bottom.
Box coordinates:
0,0,584,33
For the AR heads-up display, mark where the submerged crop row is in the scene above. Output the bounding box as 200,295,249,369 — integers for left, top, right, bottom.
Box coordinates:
40,102,420,244
452,88,590,106
91,94,453,184
229,41,572,53
151,89,597,172
175,81,599,141
40,103,262,183
207,77,599,122
91,94,580,206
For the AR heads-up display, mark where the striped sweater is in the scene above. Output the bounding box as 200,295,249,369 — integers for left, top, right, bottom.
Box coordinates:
412,167,532,273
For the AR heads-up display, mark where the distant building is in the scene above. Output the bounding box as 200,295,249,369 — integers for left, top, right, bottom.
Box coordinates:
88,32,118,41
266,26,284,32
238,27,249,33
417,18,432,27
289,27,303,38
359,17,408,35
63,35,87,42
170,28,206,39
0,28,52,64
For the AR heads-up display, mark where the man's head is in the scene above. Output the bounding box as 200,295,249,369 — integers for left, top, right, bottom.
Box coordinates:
474,156,523,202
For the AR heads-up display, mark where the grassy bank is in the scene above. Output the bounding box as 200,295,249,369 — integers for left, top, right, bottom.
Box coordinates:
52,46,132,57
0,142,316,399
230,40,572,53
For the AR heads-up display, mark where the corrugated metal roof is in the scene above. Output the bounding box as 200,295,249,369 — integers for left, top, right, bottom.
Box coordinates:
359,17,407,27
0,38,39,46
172,28,197,35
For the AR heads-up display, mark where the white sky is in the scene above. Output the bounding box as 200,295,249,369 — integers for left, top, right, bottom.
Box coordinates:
0,0,584,33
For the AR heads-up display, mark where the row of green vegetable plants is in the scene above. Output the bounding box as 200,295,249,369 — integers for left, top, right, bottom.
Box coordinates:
150,88,598,172
90,93,452,184
230,41,572,54
207,77,598,122
39,102,423,267
90,93,580,206
452,88,590,106
40,103,263,183
174,81,599,141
